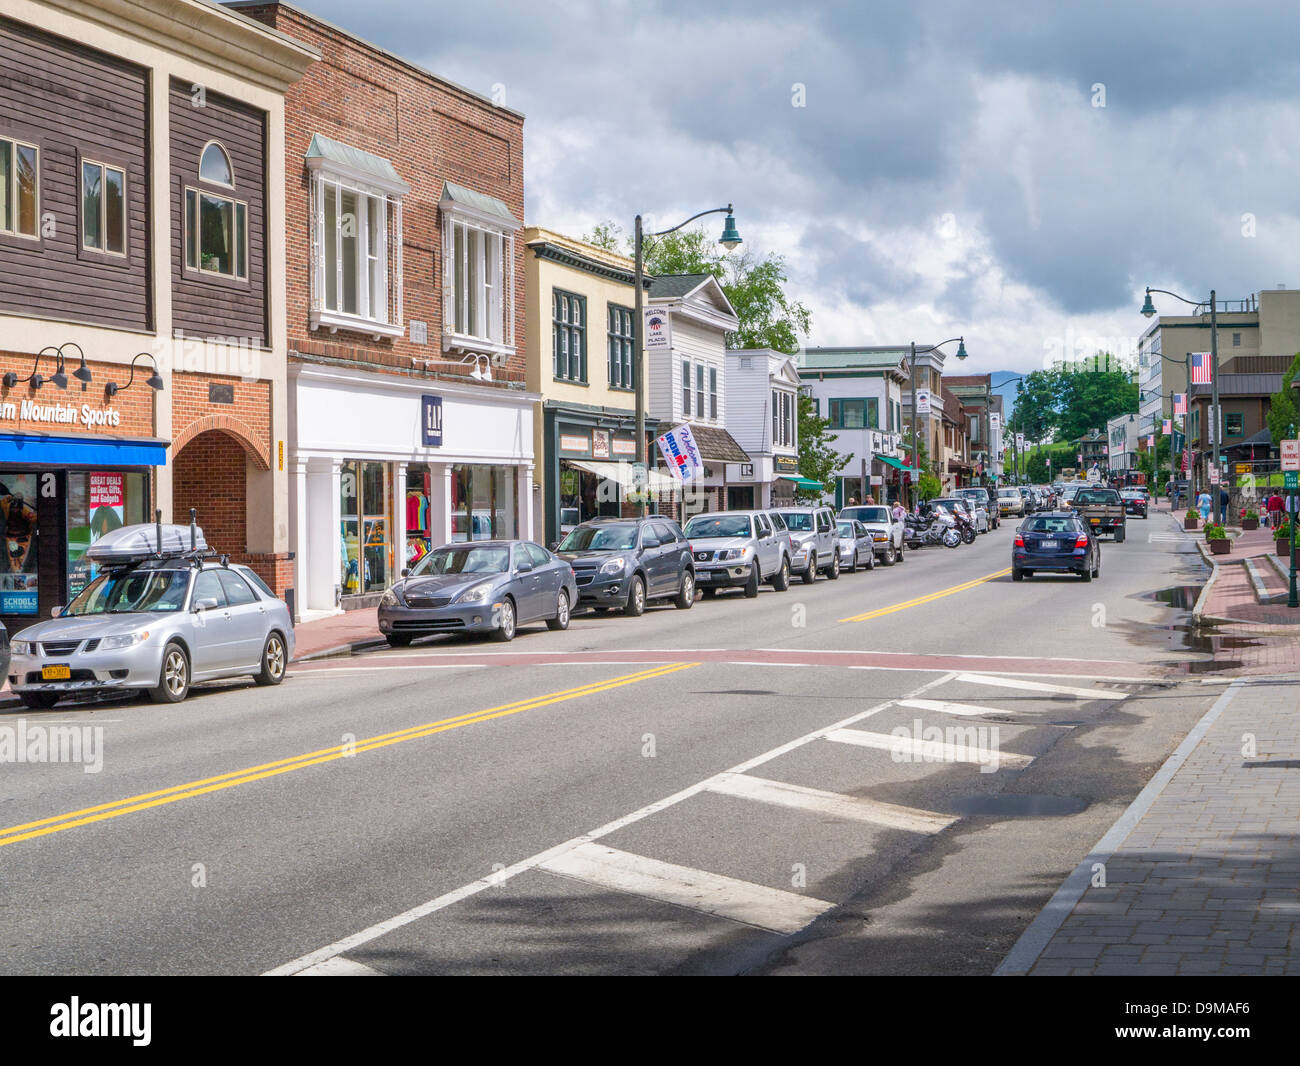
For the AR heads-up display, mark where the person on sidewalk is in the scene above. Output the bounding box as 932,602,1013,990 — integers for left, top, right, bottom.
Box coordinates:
1268,491,1284,528
1197,487,1212,522
1220,486,1230,516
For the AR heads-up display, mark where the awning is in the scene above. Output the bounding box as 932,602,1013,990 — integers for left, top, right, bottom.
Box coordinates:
777,474,825,492
0,432,169,466
565,459,678,492
877,454,921,474
305,133,410,196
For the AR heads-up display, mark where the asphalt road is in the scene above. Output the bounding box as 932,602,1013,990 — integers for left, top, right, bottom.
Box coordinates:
0,512,1223,974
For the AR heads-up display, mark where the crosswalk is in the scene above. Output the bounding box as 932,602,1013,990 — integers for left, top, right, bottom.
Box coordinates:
272,669,1136,975
1148,532,1189,543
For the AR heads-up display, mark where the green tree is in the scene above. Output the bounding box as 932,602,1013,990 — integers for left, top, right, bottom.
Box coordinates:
1265,352,1300,445
796,392,852,499
583,221,624,251
1054,365,1138,443
1024,442,1076,483
1008,371,1058,442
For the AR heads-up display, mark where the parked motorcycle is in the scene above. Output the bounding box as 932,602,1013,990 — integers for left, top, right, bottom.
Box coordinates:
903,508,961,549
951,510,977,545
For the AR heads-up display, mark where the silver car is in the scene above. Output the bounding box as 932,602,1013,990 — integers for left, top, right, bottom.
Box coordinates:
835,519,876,572
378,540,577,644
773,505,840,584
839,504,905,565
682,510,792,597
8,559,294,708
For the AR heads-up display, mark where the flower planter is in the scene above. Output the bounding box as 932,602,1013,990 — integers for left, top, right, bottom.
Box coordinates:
1208,539,1232,555
1242,518,1259,530
1184,517,1199,530
1277,541,1293,558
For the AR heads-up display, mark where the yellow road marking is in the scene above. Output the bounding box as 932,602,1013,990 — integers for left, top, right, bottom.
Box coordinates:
840,568,1012,623
0,663,695,849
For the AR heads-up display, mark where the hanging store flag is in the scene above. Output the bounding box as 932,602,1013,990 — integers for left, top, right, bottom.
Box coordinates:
1172,393,1188,415
1190,352,1212,385
656,423,705,481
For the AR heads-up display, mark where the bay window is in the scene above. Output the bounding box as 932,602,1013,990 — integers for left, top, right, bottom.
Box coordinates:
440,183,519,359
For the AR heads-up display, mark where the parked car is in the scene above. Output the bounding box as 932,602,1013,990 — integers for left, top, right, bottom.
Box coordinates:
379,540,576,645
932,496,989,533
1120,489,1149,518
773,505,840,583
956,487,997,529
997,486,1025,517
1013,512,1101,582
681,510,792,597
555,517,695,616
8,524,293,708
835,519,876,572
1018,486,1038,514
839,504,905,564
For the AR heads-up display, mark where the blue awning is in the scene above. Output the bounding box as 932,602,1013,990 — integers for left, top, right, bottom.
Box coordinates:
0,433,168,466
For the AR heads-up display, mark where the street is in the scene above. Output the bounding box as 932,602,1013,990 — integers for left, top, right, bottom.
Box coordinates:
0,515,1224,975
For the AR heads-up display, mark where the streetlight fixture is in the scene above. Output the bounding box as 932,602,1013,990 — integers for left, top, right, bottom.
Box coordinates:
633,204,740,510
907,337,966,505
104,352,165,398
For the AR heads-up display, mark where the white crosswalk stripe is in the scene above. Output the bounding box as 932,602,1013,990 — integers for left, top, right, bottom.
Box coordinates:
1148,532,1188,543
295,957,385,976
898,697,1006,717
706,771,956,832
825,728,1034,770
953,672,1127,701
539,842,834,934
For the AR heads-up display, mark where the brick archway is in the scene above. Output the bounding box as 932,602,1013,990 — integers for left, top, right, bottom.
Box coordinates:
171,414,270,470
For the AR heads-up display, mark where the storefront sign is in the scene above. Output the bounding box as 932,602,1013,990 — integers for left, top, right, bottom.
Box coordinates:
0,399,122,428
559,433,589,455
644,306,673,351
591,429,611,460
612,436,636,457
67,472,128,600
740,463,754,480
774,454,800,473
421,395,443,447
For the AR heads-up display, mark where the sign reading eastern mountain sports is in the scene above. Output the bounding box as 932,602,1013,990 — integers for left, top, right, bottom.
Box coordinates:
656,424,704,481
644,306,672,351
421,394,443,447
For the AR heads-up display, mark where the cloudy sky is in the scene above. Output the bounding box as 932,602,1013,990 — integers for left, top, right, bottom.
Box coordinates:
295,0,1300,376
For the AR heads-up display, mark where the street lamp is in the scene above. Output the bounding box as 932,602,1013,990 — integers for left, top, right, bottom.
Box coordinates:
908,337,966,506
1142,285,1245,525
633,204,740,512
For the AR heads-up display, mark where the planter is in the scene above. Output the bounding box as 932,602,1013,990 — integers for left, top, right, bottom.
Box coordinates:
1242,518,1259,530
1208,539,1232,555
1184,517,1199,530
1277,540,1293,558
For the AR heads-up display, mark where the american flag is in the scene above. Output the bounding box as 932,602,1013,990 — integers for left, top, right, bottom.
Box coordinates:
1173,393,1187,415
1147,434,1155,447
1162,418,1172,434
1190,352,1212,385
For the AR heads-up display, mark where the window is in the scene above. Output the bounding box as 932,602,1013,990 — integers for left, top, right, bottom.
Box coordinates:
1232,332,1241,347
316,180,397,327
0,137,39,238
773,390,795,448
184,141,246,279
217,569,257,607
553,290,586,382
829,398,879,429
200,142,233,186
709,366,718,419
81,160,125,255
682,359,692,415
696,364,705,418
442,212,515,351
192,570,227,609
608,305,635,389
1225,412,1244,437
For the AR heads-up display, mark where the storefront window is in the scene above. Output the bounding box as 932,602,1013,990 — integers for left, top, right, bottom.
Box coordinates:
405,463,432,568
0,472,40,614
451,464,518,541
66,471,148,601
341,460,390,594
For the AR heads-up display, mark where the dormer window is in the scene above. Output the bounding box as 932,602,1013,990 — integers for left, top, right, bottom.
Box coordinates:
184,140,247,279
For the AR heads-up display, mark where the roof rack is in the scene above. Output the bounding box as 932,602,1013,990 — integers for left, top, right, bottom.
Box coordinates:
85,509,213,568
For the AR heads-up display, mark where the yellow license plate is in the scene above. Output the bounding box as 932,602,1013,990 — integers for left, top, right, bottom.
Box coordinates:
41,665,71,680
1090,518,1100,524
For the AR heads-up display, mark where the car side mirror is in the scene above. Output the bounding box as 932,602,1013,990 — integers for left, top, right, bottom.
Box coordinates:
401,568,410,578
642,537,660,549
50,605,64,618
194,597,219,612
516,561,533,574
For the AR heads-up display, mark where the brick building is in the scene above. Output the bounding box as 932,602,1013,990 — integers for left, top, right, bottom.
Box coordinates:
235,3,535,616
0,0,314,630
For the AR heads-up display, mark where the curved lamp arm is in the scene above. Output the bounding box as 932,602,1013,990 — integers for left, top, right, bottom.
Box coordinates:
2,346,61,390
105,353,164,398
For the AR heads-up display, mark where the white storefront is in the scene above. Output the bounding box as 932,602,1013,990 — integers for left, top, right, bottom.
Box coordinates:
289,362,537,615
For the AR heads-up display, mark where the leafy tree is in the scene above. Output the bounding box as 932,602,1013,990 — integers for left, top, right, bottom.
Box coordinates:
1007,371,1058,442
1024,442,1076,483
917,471,943,501
583,222,624,251
796,392,852,499
1008,356,1138,445
1265,352,1300,445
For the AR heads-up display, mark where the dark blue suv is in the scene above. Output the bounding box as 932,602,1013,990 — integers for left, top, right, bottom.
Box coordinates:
555,517,696,616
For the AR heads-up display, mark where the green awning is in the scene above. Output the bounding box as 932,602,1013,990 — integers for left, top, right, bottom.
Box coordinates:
877,455,920,474
778,475,825,492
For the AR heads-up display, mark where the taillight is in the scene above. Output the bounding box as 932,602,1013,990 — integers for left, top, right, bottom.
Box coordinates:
1014,535,1024,548
1075,534,1089,547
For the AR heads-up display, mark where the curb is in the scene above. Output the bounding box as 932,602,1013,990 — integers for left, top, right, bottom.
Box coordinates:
1244,557,1287,605
994,681,1246,976
293,636,388,663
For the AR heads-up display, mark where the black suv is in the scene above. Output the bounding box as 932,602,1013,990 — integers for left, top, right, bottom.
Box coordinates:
555,517,696,616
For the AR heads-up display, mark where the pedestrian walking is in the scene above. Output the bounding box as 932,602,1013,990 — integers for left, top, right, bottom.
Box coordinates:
1219,486,1229,516
1196,488,1212,523
1268,491,1284,528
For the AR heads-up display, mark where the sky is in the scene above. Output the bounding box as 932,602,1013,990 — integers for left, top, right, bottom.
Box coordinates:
290,0,1300,377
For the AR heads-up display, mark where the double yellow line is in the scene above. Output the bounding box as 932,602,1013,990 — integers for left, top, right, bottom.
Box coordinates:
0,662,694,849
840,568,1012,623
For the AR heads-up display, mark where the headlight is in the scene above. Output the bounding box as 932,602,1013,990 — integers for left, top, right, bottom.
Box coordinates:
719,548,750,561
11,639,31,655
599,557,627,575
380,587,400,607
457,582,494,603
100,630,149,651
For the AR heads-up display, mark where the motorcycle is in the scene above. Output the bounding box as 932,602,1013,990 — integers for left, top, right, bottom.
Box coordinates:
951,509,977,545
903,508,962,549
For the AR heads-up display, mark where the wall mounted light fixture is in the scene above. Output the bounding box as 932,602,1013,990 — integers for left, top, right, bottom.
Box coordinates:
105,352,164,398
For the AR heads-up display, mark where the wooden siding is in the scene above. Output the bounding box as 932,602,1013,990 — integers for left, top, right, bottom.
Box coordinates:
0,17,149,331
168,78,268,346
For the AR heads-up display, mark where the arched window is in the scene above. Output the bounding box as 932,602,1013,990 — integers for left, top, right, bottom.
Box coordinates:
199,142,233,187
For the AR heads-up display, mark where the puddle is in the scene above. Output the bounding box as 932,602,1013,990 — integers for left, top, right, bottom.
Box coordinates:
952,794,1088,817
1147,585,1205,609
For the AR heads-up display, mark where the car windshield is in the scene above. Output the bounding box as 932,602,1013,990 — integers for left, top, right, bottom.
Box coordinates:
65,568,190,615
411,546,510,575
777,512,814,531
843,506,889,523
683,515,752,538
999,489,1018,497
1026,517,1079,534
1076,489,1120,504
557,524,639,551
836,521,855,536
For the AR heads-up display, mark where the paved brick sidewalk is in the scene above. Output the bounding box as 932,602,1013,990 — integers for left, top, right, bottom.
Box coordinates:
293,609,384,659
999,680,1300,975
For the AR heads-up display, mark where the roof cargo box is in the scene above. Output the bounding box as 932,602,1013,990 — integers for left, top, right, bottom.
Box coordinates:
85,523,207,565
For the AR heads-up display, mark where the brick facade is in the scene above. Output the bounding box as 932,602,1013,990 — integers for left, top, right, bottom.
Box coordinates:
170,371,272,470
237,3,526,388
172,430,248,553
0,352,157,440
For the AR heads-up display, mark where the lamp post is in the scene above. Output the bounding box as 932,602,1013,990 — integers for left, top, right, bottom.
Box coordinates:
909,337,967,506
1142,286,1242,525
633,205,741,514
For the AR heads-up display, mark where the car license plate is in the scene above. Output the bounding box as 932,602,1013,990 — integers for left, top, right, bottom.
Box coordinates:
1090,517,1100,523
696,571,713,581
42,665,71,680
1040,540,1058,550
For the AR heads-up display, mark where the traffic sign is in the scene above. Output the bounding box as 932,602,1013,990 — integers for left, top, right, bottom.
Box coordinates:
1282,439,1300,472
1286,471,1299,490
1209,467,1220,485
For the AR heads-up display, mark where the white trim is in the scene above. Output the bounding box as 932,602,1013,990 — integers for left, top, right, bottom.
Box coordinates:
289,359,540,405
183,184,249,279
0,136,41,241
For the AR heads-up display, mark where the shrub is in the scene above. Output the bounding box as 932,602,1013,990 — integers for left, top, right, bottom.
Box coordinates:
1204,523,1227,540
1185,508,1199,521
1275,519,1291,540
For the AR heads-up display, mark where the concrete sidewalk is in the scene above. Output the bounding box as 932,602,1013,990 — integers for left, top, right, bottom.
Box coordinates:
998,679,1300,976
292,608,385,660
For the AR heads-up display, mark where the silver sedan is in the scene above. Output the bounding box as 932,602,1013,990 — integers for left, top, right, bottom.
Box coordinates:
836,519,876,573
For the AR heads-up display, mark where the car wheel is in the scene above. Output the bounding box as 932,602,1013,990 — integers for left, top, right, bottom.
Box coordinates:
844,550,856,574
149,642,191,704
771,556,791,591
1081,563,1093,582
492,597,517,641
255,631,288,686
744,565,760,598
863,549,875,570
674,570,696,609
801,553,817,584
623,575,646,617
825,552,840,580
882,543,897,566
1115,524,1126,543
19,692,59,709
385,633,413,647
547,588,571,630
1012,567,1024,581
